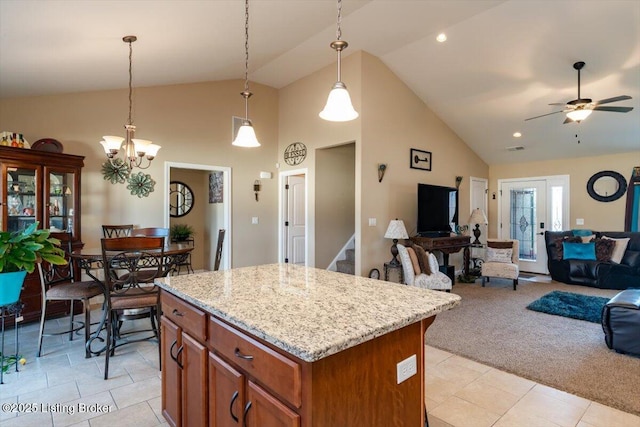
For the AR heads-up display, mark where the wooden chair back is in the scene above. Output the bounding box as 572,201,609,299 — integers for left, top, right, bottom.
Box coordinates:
134,227,170,237
102,224,134,238
214,229,226,271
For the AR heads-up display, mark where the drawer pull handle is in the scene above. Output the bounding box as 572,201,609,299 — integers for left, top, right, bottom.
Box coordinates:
229,390,239,422
243,401,252,427
172,308,184,317
234,348,254,361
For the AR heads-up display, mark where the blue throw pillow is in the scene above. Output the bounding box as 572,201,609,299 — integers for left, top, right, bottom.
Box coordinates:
563,242,596,260
572,229,593,237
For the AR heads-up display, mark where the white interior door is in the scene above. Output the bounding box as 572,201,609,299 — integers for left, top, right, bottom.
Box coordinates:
285,174,306,265
499,180,547,274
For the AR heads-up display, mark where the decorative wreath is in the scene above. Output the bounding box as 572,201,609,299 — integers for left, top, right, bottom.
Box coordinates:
101,158,130,184
126,172,156,198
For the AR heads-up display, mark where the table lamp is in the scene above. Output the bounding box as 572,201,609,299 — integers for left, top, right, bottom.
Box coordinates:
384,219,409,266
468,208,488,245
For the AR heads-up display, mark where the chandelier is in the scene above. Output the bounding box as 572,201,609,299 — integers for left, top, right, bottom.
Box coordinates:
319,0,358,122
232,0,261,147
100,35,161,169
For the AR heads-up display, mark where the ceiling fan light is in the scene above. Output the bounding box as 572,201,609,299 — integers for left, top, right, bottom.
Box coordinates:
566,109,592,122
232,120,261,147
319,82,359,122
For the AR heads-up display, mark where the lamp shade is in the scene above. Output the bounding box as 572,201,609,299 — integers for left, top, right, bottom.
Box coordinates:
384,219,409,240
232,120,261,147
468,208,488,225
319,82,359,122
566,109,592,122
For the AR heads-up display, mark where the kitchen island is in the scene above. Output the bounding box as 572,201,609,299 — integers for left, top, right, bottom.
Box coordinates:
156,263,460,427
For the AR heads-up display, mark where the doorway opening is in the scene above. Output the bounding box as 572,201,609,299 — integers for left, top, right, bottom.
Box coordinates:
164,162,232,270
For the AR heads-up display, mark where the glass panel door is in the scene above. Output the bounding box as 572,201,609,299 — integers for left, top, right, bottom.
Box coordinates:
45,168,76,235
4,165,39,232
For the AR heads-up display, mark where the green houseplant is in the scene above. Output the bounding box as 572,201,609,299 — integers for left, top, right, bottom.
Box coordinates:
170,223,195,242
0,222,67,306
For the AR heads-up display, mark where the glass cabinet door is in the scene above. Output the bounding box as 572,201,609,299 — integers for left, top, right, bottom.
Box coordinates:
45,168,77,235
2,164,39,232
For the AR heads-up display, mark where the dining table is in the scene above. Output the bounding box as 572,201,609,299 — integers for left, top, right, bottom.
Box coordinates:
70,242,195,356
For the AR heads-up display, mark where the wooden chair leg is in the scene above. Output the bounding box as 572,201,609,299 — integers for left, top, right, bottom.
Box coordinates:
513,278,518,290
481,276,486,287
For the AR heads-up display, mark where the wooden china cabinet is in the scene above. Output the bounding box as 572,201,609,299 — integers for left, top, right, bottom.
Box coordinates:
0,145,84,325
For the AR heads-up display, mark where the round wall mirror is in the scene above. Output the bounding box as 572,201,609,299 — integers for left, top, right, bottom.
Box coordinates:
586,171,627,202
169,181,194,217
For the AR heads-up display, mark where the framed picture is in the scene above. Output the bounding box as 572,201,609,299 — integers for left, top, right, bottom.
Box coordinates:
209,171,224,203
410,148,432,171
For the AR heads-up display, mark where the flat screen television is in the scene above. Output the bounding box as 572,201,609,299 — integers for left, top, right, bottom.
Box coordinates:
417,183,458,237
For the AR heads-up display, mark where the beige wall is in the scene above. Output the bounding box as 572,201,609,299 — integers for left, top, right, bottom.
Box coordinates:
170,168,207,270
315,143,356,268
279,51,489,274
0,80,279,267
489,152,640,234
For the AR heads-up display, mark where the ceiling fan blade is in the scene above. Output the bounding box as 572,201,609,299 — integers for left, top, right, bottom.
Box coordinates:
525,110,565,121
548,102,568,106
595,95,632,105
593,106,634,113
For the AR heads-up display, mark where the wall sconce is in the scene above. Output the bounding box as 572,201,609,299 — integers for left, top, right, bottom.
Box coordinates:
253,180,261,201
455,176,463,189
378,164,387,182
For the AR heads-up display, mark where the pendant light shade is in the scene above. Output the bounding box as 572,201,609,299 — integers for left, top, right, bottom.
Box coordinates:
232,0,260,147
320,0,358,122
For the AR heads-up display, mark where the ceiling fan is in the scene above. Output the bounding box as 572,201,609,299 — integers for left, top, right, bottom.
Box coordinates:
525,61,633,124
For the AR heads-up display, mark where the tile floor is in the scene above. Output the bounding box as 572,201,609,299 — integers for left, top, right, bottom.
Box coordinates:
1,312,639,426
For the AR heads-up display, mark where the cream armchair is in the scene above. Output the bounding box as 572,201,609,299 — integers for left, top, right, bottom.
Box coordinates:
481,239,519,290
397,244,452,291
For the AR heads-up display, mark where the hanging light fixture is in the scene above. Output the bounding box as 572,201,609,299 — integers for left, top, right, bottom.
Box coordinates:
319,0,358,122
100,35,160,169
232,0,261,147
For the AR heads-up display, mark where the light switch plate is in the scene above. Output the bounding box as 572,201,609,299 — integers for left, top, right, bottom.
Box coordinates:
368,218,377,226
252,217,259,225
576,218,584,225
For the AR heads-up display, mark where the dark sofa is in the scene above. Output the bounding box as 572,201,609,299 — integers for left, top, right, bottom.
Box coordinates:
545,231,640,290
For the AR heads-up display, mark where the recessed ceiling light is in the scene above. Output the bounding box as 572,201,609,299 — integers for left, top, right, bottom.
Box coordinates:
436,33,447,43
513,132,522,138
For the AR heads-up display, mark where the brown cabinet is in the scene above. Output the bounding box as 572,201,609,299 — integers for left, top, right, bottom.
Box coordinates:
0,146,84,324
161,289,429,427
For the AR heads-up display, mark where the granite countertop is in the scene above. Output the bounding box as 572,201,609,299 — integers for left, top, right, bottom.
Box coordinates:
156,263,461,362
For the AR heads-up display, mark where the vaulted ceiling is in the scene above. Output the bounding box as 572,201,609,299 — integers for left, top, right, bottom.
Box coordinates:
1,0,638,165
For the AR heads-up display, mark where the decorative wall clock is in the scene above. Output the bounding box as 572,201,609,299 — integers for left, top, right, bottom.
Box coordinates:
284,142,307,166
170,181,194,217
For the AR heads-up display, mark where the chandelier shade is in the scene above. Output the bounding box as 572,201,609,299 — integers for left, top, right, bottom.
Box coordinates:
99,35,160,171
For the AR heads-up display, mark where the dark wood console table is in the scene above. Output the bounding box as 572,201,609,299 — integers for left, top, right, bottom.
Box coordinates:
410,235,471,279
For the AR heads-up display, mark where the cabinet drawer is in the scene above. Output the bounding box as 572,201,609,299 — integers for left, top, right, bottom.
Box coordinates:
161,291,206,341
209,317,302,408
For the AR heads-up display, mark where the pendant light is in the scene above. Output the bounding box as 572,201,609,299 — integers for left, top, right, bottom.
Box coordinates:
232,0,261,147
100,36,160,169
319,0,358,122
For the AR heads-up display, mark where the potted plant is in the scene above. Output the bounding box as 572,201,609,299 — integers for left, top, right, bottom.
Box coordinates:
0,222,67,306
170,223,195,242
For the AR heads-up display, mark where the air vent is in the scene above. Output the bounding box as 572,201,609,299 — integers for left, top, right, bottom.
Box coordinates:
506,146,525,151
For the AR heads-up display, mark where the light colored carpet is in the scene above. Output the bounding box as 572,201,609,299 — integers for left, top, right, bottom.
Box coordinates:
426,277,640,416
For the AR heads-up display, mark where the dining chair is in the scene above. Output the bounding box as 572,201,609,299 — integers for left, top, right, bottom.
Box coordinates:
37,232,103,358
133,227,169,237
102,224,134,238
100,236,165,379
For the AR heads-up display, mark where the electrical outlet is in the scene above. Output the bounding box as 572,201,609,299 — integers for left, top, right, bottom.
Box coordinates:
368,218,377,226
396,354,417,384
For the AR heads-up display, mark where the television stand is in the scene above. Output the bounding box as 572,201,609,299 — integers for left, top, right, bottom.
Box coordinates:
410,235,471,280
